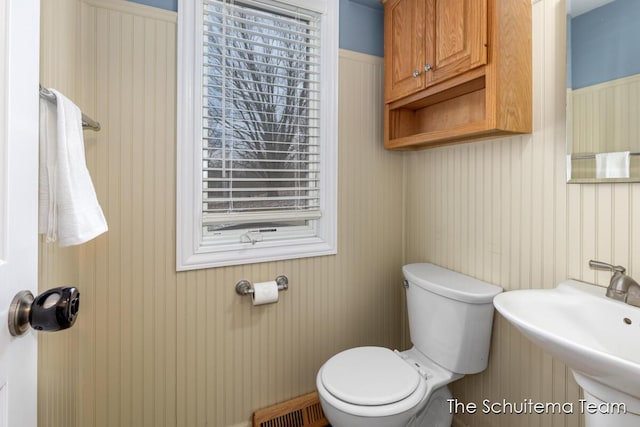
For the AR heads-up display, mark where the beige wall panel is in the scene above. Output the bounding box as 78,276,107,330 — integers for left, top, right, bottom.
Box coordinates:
38,0,405,424
569,74,640,178
39,0,640,426
405,0,638,426
571,74,640,154
39,1,83,427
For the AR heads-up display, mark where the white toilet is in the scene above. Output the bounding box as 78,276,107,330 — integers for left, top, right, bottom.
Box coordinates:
316,263,502,427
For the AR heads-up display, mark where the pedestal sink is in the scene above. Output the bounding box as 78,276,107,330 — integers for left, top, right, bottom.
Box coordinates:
493,280,640,427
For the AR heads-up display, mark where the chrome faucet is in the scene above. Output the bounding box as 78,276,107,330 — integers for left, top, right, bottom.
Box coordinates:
589,260,640,307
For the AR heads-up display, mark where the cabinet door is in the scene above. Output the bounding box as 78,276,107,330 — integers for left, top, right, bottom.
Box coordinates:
384,0,426,102
425,0,487,86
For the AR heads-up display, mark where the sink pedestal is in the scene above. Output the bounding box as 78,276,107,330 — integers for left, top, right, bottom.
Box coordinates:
582,390,639,427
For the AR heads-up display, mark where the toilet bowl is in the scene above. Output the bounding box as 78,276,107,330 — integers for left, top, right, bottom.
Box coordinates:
316,263,502,427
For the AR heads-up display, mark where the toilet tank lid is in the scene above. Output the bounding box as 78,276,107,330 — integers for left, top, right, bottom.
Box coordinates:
403,263,502,304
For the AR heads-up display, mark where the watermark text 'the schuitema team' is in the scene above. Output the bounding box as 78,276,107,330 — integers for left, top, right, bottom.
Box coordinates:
448,398,627,415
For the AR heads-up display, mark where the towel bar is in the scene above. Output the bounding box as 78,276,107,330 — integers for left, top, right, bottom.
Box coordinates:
39,85,101,132
571,152,640,160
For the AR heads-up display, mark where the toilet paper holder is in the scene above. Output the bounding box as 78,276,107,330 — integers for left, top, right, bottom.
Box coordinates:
235,275,289,296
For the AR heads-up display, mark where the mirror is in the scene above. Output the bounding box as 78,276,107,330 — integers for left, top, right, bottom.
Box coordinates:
566,0,640,183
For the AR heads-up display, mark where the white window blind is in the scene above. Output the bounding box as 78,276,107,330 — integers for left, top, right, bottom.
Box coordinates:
177,0,337,270
202,0,322,236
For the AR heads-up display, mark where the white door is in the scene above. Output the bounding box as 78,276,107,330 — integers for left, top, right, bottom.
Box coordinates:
0,0,40,426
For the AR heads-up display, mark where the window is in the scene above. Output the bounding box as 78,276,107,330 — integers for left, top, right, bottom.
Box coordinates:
177,0,337,270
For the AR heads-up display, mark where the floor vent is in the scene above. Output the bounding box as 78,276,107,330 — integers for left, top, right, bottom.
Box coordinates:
253,392,330,427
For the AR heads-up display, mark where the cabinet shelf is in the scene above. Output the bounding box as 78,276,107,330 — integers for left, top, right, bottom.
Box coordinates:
382,0,532,150
385,121,516,150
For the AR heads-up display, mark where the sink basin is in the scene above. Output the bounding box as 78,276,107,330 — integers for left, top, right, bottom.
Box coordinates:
493,280,640,422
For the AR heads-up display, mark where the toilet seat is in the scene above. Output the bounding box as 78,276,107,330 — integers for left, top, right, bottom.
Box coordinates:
321,346,421,406
317,347,429,418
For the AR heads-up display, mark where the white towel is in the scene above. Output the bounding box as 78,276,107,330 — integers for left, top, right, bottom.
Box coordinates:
39,89,108,246
595,151,630,179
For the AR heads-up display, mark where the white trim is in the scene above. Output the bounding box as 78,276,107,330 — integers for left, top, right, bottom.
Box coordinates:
176,0,338,270
0,0,7,265
0,381,7,427
181,237,337,269
572,71,640,94
281,0,326,14
339,48,384,64
177,0,197,270
82,0,177,22
1,0,40,425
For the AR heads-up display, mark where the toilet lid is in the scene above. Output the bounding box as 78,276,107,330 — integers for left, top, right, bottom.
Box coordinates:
320,347,421,406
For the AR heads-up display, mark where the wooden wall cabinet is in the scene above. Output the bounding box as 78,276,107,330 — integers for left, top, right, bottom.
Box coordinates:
382,0,532,150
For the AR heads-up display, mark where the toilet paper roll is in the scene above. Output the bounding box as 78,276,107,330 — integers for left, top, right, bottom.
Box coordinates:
252,281,279,306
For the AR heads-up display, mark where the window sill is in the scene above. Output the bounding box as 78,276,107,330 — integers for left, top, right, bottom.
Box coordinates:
176,237,336,271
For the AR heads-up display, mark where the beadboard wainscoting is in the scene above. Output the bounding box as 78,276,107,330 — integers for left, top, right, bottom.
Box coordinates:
39,1,405,425
569,74,640,179
571,74,640,155
39,1,84,426
38,0,640,427
405,0,640,426
403,0,575,424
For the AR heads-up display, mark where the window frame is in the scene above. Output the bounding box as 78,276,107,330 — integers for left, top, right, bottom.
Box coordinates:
177,0,338,271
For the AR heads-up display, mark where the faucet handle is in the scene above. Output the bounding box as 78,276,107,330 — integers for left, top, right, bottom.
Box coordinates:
588,260,626,274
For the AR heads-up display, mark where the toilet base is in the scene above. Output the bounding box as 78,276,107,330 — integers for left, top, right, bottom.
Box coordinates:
410,386,453,427
319,385,455,427
318,392,422,427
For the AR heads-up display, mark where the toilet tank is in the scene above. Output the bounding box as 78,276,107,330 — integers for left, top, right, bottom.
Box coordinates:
402,263,502,374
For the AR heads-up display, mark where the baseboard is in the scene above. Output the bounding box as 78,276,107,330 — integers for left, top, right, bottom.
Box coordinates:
228,422,251,427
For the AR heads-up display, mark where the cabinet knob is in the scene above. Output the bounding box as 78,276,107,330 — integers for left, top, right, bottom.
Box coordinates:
424,64,432,72
412,70,421,78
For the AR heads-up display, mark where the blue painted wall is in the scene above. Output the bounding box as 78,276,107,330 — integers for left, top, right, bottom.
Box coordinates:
129,0,177,12
339,0,384,57
566,15,572,88
571,0,640,89
127,0,384,57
